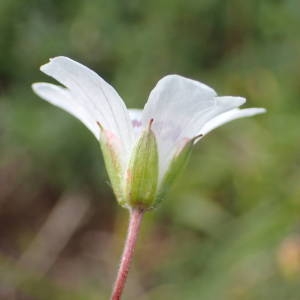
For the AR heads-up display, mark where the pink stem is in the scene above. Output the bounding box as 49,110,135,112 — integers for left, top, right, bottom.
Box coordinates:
111,208,144,300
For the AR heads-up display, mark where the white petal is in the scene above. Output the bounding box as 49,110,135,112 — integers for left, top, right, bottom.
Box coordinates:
128,108,143,138
35,56,134,164
200,107,266,136
32,82,99,138
141,75,245,182
128,108,143,128
184,96,247,136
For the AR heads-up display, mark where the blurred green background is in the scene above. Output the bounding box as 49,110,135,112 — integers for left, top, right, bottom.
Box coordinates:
0,0,300,299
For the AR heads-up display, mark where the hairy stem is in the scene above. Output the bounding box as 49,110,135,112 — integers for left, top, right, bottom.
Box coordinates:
111,208,144,300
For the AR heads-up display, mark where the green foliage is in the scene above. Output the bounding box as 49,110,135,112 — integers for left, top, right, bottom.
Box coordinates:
0,0,300,299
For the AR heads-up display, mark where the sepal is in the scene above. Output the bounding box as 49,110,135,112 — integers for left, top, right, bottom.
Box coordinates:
126,120,159,209
98,123,126,206
156,136,199,205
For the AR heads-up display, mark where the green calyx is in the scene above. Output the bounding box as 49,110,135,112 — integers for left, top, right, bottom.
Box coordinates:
156,136,199,205
98,124,127,206
99,120,199,211
126,120,159,209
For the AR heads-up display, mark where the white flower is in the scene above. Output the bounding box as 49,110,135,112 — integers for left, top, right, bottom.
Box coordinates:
32,56,266,209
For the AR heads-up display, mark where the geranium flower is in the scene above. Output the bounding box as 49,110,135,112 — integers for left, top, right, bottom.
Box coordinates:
32,56,265,210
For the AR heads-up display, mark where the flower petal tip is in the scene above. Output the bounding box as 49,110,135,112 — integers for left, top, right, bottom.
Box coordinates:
40,62,50,73
215,96,247,110
243,107,267,116
31,82,38,89
256,108,267,114
31,82,44,93
40,56,68,72
235,97,247,106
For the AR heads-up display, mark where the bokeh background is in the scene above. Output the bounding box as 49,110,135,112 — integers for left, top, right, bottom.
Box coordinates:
0,0,300,299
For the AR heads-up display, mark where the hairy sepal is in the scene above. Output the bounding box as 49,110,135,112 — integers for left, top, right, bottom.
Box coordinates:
99,127,126,206
156,138,195,205
126,125,159,209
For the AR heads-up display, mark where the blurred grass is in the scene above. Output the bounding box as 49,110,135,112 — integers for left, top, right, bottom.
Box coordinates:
0,0,300,299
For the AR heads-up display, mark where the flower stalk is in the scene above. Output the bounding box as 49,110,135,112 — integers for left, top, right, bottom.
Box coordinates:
111,208,144,300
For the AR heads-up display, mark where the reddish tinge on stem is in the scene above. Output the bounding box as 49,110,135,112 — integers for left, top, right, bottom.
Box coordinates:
111,207,144,300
